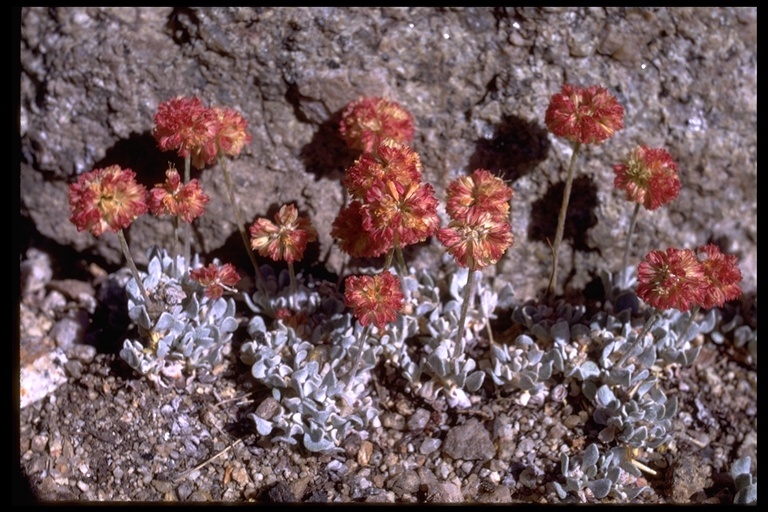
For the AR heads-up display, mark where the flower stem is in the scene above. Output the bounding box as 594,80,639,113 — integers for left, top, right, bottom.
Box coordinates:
455,266,477,359
677,305,701,349
288,261,297,304
547,141,581,299
172,215,181,275
117,229,152,308
395,244,407,276
346,324,372,392
183,155,192,264
617,310,659,369
218,153,267,293
621,202,642,288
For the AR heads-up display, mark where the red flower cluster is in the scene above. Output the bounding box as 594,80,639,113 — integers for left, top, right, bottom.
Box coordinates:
696,244,743,310
614,146,680,211
148,166,210,223
332,139,439,258
68,165,148,237
190,262,241,300
344,271,404,330
249,203,318,263
636,245,742,312
153,96,251,169
545,84,624,145
437,169,514,270
339,97,415,154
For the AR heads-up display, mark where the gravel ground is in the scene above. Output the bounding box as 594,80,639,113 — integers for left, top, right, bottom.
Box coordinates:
16,249,757,504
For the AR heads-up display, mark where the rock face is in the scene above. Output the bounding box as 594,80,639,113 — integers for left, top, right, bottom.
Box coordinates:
19,7,757,302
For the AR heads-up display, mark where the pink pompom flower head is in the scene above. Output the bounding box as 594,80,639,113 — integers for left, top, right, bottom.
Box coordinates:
331,200,391,259
249,203,318,264
153,96,221,169
344,271,404,331
696,244,743,309
148,166,210,223
339,96,415,153
68,164,148,237
636,247,708,313
437,211,514,270
614,146,680,211
68,164,153,307
545,84,624,145
438,169,514,355
343,139,423,200
190,262,241,300
445,168,513,221
249,203,318,300
544,84,623,297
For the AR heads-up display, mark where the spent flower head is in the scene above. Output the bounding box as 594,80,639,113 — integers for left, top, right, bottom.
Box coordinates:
636,247,708,312
190,262,241,300
339,96,415,153
249,203,318,263
344,270,404,330
545,84,624,145
153,96,220,169
148,166,210,223
445,168,513,221
68,165,148,237
614,146,680,211
696,244,743,309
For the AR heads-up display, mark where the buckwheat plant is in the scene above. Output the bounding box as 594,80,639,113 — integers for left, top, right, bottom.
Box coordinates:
343,270,404,390
613,146,680,288
618,245,743,368
333,139,439,274
249,203,318,302
68,164,152,309
119,248,240,388
545,84,624,297
148,165,209,265
153,96,265,290
436,169,514,357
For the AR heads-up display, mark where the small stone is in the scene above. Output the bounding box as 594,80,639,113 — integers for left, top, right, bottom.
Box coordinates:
442,419,496,461
255,397,281,420
232,466,250,486
388,469,421,495
76,480,90,492
407,408,431,431
151,479,173,494
381,412,406,430
31,434,49,453
419,437,441,455
357,440,374,466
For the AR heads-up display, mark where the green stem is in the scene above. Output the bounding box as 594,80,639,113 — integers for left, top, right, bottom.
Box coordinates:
218,153,267,293
455,266,477,359
621,202,642,288
118,229,152,308
547,141,582,299
395,244,407,276
383,249,394,271
617,310,659,369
